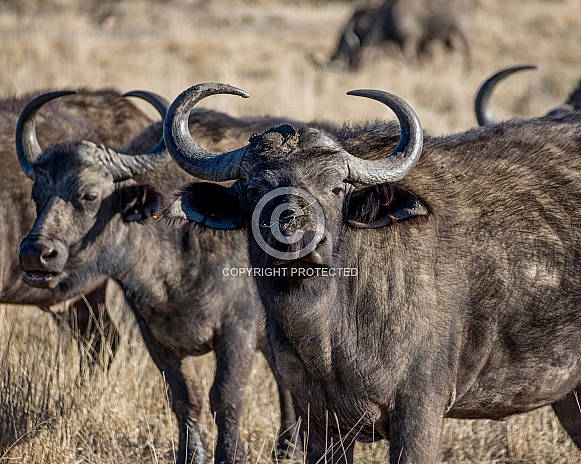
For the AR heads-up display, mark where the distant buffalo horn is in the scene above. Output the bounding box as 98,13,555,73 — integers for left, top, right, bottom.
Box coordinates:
163,82,249,182
123,90,170,118
16,91,76,179
475,64,537,126
345,89,423,184
16,90,170,181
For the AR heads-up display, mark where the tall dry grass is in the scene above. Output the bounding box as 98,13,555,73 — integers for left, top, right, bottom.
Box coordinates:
1,0,581,462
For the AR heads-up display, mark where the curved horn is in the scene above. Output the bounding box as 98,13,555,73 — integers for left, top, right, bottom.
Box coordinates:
164,82,250,182
16,90,77,179
101,89,172,178
345,89,423,184
475,64,537,126
123,90,170,117
96,90,172,181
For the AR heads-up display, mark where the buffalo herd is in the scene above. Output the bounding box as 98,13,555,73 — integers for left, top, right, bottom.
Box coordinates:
329,0,471,71
2,3,581,464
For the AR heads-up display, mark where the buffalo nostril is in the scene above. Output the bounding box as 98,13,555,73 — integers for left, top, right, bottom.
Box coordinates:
40,246,58,264
19,240,61,272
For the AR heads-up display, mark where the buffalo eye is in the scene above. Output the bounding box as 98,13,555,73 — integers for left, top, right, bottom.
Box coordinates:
332,187,343,196
82,192,98,202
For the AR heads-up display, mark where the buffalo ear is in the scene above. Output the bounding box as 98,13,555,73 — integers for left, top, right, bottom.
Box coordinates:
347,183,428,229
120,184,163,222
159,182,244,230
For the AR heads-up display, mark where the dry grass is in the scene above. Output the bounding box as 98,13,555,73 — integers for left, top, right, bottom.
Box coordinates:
1,0,581,462
2,297,580,464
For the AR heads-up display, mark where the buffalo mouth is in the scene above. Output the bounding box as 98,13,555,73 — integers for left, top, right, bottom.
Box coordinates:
270,257,331,281
273,252,327,266
22,270,61,288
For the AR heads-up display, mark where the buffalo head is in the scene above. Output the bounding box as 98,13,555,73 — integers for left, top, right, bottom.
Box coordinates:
162,83,428,273
18,91,168,294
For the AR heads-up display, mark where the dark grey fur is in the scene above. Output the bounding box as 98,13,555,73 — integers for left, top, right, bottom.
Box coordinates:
165,93,581,463
330,0,470,71
1,89,151,363
18,107,313,464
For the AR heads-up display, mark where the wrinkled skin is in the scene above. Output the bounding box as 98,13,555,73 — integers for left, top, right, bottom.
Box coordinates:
1,89,151,364
330,0,471,70
19,111,310,464
165,89,581,463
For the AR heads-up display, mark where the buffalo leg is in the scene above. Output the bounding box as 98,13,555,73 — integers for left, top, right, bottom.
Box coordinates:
389,393,445,464
257,343,303,459
553,388,581,449
273,384,303,460
211,322,255,464
131,307,207,464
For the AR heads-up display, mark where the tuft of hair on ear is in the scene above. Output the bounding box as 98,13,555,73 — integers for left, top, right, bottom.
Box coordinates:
120,184,163,223
156,186,194,229
348,183,397,224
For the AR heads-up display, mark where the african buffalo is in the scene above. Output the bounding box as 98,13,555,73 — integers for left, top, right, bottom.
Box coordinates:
16,91,309,464
329,4,377,70
1,89,152,364
475,64,581,125
330,0,471,70
163,82,581,463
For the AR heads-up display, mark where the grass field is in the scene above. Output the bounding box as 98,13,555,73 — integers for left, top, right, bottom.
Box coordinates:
1,0,581,462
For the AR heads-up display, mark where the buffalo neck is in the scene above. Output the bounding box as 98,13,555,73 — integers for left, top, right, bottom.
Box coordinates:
248,223,451,398
108,219,201,309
